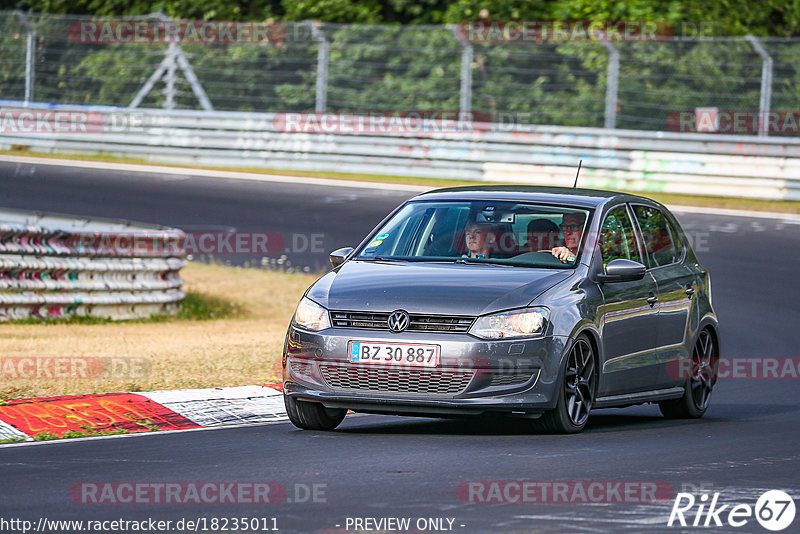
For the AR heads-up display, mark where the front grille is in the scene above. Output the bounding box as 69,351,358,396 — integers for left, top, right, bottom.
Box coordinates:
332,312,389,330
331,311,474,333
489,371,536,386
319,362,473,395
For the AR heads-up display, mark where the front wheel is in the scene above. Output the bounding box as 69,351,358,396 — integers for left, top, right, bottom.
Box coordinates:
534,334,597,434
284,395,346,430
659,328,717,419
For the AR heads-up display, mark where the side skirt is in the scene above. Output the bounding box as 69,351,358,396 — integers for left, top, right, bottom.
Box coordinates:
594,386,685,409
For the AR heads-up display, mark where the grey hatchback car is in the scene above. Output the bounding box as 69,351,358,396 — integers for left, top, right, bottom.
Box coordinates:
282,186,720,433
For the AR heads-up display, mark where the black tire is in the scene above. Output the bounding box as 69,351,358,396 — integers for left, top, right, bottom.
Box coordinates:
534,334,597,434
659,328,717,419
284,395,346,430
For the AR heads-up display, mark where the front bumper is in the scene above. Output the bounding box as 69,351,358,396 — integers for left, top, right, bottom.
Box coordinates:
282,326,570,416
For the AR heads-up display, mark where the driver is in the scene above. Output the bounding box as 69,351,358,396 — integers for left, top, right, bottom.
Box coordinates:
551,212,586,263
526,218,559,252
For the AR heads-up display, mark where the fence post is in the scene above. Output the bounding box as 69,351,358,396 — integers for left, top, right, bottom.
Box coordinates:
447,25,473,116
13,11,35,105
309,22,329,113
602,40,619,129
745,36,773,137
459,42,473,115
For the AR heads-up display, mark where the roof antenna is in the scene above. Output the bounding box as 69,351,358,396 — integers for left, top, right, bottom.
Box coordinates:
572,159,583,188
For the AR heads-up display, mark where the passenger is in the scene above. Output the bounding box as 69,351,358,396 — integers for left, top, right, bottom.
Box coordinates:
526,218,559,252
551,212,586,263
464,221,497,259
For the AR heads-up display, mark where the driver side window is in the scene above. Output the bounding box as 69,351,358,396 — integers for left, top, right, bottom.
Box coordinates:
600,206,642,266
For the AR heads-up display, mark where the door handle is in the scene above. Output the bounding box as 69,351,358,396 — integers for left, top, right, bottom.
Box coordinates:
685,287,695,298
647,294,658,307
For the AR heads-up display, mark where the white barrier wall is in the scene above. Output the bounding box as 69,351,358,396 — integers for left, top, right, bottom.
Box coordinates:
0,208,186,321
1,102,799,200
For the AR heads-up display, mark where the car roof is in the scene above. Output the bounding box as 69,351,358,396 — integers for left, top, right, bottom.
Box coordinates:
411,185,654,209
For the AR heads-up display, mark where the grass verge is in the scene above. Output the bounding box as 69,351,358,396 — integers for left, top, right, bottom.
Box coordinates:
0,262,314,400
2,148,799,214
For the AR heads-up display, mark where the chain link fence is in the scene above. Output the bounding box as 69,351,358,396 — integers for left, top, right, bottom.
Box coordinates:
2,11,800,136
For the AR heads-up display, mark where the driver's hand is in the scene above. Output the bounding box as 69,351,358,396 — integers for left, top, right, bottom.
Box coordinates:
551,246,573,263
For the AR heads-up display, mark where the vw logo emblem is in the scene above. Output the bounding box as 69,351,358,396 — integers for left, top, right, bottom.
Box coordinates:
387,310,410,333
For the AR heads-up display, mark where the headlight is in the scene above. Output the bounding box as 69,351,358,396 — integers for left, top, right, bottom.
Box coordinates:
469,307,549,339
292,297,331,331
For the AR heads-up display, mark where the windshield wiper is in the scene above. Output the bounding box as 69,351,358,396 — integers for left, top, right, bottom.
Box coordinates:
456,257,566,268
357,256,434,262
455,257,508,266
359,256,485,264
356,256,396,261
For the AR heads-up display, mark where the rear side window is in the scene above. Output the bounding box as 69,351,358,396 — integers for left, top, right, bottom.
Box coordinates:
631,205,678,267
667,218,684,257
600,206,642,266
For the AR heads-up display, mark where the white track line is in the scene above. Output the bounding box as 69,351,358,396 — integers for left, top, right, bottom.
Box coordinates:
0,155,429,192
668,204,800,222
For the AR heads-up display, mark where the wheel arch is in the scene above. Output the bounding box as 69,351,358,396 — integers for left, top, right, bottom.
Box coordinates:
578,327,601,396
566,323,602,396
697,315,721,357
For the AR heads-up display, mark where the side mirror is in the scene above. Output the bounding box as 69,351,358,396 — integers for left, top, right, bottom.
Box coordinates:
329,247,354,268
596,258,646,283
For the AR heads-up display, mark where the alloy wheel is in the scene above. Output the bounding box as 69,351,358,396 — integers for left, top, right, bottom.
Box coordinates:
564,338,596,427
690,330,715,411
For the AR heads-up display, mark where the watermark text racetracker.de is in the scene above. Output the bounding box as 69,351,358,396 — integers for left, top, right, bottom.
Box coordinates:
457,480,674,504
72,231,325,256
68,20,287,45
0,110,104,134
272,111,482,135
0,516,278,533
667,357,800,380
70,481,326,505
667,109,800,135
0,356,150,380
0,109,186,134
0,110,207,134
454,20,674,43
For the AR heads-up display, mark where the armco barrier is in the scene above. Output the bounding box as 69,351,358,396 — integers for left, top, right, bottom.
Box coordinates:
1,101,799,200
0,208,186,321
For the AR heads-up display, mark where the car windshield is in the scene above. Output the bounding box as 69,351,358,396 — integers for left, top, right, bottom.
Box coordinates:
356,200,592,268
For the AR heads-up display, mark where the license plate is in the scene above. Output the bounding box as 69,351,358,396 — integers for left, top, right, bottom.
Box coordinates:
348,341,440,368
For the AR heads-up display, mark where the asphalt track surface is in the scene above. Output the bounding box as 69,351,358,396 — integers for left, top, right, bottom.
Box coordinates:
1,159,799,533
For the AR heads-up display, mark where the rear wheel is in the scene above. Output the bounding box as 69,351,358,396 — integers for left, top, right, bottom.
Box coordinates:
284,395,346,430
659,329,717,419
535,334,597,434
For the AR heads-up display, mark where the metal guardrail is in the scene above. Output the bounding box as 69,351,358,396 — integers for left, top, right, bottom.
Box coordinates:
1,101,799,201
0,207,186,321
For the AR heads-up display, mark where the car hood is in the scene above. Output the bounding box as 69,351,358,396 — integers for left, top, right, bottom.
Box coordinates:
306,260,574,316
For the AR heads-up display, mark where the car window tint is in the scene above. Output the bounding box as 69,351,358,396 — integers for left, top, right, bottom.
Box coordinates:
513,214,561,251
357,201,591,268
632,205,677,267
666,217,684,258
421,206,470,256
600,206,642,266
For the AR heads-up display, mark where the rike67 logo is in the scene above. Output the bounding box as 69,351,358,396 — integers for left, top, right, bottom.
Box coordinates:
669,490,796,531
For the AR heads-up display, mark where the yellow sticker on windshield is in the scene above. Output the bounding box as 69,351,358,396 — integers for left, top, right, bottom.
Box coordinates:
368,240,383,247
